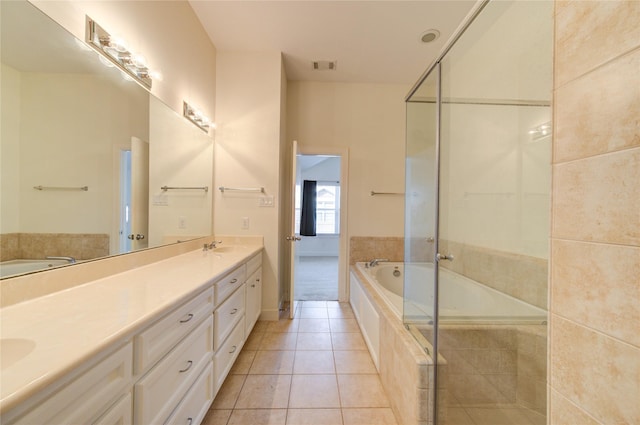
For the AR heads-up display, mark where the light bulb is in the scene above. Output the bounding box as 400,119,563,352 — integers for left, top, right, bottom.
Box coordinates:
110,35,128,53
132,54,147,69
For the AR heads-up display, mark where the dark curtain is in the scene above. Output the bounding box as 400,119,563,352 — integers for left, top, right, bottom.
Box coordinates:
300,180,317,236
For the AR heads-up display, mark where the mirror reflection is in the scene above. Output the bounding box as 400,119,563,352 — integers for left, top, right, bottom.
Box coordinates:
0,0,213,279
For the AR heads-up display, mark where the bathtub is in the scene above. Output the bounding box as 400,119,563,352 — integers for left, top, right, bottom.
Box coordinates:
0,259,72,279
355,262,547,324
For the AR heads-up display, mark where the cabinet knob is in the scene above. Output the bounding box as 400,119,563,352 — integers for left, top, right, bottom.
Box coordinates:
251,284,256,288
187,418,193,425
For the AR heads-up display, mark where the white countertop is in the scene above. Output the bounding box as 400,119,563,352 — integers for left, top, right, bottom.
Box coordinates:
0,243,262,416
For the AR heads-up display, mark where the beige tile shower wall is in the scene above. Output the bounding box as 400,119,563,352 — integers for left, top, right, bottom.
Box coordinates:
0,234,19,262
349,236,404,265
19,233,109,261
439,240,548,310
550,2,640,424
0,233,109,262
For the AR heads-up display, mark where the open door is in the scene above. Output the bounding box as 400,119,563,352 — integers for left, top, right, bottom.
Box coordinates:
130,137,149,250
287,140,302,318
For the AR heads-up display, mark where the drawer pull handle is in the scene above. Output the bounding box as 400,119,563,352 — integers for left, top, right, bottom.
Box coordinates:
256,278,260,282
251,284,256,288
229,345,237,354
230,278,238,284
179,360,193,373
179,313,194,323
187,418,193,425
230,308,238,315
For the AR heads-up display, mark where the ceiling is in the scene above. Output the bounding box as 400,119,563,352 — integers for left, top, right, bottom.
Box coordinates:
189,1,477,85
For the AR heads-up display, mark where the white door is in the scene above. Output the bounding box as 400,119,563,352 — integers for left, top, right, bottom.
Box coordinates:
288,141,302,318
130,137,149,250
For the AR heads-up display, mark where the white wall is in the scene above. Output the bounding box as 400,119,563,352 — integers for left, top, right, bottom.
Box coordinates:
287,82,409,238
0,64,21,233
15,71,148,235
28,0,216,122
214,51,286,320
148,96,213,247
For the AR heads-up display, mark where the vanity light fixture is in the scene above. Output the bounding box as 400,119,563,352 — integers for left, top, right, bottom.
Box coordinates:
528,121,552,141
183,101,213,133
85,16,155,88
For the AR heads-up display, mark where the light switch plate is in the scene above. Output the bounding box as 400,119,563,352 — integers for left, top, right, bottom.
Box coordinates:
259,195,275,207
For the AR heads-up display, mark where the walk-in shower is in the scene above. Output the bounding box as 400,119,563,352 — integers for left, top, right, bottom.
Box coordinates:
404,1,552,423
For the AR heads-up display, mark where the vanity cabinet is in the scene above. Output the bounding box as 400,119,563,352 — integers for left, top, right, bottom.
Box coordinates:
2,247,264,425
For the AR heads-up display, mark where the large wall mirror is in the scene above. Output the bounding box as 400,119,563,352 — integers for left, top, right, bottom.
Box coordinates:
0,0,213,279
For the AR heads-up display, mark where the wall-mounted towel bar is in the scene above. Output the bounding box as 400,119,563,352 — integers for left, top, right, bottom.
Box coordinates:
219,186,265,193
464,191,514,197
370,191,404,196
34,185,88,191
161,186,209,192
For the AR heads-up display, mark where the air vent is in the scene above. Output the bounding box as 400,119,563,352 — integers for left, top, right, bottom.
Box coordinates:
312,60,337,71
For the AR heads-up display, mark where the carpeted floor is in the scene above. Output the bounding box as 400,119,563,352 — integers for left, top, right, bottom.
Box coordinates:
295,256,339,301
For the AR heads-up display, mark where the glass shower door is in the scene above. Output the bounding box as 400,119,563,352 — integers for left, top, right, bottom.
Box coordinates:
437,1,552,424
404,65,439,376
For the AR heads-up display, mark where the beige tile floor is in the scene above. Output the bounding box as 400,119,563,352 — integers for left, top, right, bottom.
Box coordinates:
202,301,398,425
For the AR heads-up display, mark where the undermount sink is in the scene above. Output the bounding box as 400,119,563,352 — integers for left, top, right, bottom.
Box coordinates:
1,338,36,370
214,246,245,253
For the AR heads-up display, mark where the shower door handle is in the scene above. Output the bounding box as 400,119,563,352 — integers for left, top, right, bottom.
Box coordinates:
436,253,454,262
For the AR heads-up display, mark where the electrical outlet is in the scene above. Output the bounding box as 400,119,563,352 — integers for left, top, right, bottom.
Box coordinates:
242,217,250,229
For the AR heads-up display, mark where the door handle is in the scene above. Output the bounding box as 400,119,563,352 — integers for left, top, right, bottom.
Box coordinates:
286,236,301,241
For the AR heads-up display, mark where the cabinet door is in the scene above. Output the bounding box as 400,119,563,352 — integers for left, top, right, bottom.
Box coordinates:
92,393,132,425
13,343,132,425
245,267,262,335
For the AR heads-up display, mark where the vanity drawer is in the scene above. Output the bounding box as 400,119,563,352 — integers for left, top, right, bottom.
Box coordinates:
13,343,132,425
92,393,132,425
134,316,213,425
165,362,215,425
214,284,245,350
134,287,213,374
214,264,246,305
246,252,262,276
214,316,245,391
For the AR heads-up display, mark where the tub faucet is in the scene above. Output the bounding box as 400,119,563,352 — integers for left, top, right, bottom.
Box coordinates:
46,256,76,264
368,258,389,267
203,240,222,251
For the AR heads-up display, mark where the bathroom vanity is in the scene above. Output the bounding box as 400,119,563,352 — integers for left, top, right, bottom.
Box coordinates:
0,243,263,425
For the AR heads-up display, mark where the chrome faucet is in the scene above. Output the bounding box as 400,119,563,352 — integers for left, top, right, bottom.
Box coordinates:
203,240,222,251
368,258,389,267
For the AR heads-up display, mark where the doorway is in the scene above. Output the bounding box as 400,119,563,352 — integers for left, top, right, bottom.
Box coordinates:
116,137,149,254
294,155,341,301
